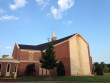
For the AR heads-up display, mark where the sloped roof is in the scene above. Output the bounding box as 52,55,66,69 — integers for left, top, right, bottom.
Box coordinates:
18,33,76,51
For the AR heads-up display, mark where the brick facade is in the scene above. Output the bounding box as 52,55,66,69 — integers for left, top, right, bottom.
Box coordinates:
0,62,19,76
12,41,71,76
18,62,39,76
54,41,71,76
0,33,93,76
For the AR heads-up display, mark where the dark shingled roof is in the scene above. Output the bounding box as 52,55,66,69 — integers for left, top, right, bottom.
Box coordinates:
18,34,76,51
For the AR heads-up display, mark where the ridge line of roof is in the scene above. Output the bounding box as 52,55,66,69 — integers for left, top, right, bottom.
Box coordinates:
18,33,77,50
18,33,77,46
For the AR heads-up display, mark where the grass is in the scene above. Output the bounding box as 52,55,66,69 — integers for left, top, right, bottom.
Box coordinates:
18,76,110,82
104,73,110,76
104,73,110,74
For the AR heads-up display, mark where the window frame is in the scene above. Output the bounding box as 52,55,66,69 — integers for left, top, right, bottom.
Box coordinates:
6,64,11,73
0,63,2,72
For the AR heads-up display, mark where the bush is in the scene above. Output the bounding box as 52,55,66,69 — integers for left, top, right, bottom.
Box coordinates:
57,61,65,76
95,65,103,75
25,63,36,75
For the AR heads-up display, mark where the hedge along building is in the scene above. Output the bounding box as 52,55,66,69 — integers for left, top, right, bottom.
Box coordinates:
0,32,93,76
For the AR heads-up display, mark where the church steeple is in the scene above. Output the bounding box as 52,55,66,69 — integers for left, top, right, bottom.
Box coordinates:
52,28,57,41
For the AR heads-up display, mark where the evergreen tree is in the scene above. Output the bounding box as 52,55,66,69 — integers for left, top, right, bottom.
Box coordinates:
57,61,65,76
25,63,36,75
40,42,57,77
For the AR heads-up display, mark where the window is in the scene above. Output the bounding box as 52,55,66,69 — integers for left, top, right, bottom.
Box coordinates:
14,64,18,72
39,66,42,75
0,64,1,71
39,64,49,75
7,64,10,72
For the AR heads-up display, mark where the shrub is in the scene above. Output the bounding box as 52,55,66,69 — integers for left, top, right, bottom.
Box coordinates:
95,65,103,75
25,63,36,75
57,61,65,76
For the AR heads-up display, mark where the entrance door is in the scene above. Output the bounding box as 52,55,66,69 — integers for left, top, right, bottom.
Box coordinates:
6,64,11,76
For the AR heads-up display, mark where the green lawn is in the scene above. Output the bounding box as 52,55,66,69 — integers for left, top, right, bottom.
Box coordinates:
18,76,110,82
104,73,110,76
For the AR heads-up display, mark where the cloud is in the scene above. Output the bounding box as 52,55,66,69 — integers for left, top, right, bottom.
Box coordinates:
51,6,62,19
46,13,51,17
9,0,27,10
36,0,50,10
63,20,73,25
51,0,74,19
6,46,12,49
0,9,5,13
0,15,19,21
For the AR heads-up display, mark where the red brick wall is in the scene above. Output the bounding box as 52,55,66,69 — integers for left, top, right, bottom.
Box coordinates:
33,52,41,60
19,51,29,60
18,62,39,76
12,44,20,59
12,44,41,61
12,41,71,76
52,41,71,76
12,44,42,76
19,51,41,60
0,62,19,76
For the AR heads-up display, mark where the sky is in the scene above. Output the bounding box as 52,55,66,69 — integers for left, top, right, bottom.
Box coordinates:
0,0,110,63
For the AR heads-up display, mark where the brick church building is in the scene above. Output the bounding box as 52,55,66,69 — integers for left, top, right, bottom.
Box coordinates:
0,32,92,76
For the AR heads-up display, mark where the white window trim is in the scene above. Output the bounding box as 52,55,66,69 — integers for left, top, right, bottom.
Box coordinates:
6,64,11,73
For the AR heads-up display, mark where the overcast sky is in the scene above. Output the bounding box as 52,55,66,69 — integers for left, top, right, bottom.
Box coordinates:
0,0,110,63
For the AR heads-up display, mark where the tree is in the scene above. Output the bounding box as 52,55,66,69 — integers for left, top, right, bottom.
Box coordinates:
100,62,105,70
57,61,65,76
104,65,109,73
94,62,104,75
100,62,109,73
95,65,103,75
108,68,110,73
25,63,36,75
94,62,99,74
40,42,57,77
94,62,99,68
107,64,110,72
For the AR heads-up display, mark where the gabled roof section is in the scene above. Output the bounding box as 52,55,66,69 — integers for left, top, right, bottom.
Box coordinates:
18,33,77,51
